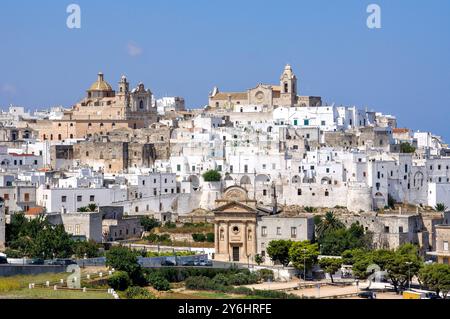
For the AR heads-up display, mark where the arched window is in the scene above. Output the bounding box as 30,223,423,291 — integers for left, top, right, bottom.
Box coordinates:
139,100,144,109
284,82,289,93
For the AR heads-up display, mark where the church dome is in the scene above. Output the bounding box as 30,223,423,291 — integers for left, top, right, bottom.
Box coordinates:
88,72,113,91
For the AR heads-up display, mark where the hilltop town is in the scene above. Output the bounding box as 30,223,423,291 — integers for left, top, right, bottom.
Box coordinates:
0,65,449,299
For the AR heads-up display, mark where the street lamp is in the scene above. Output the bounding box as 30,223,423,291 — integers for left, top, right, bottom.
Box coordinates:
302,249,307,281
405,261,412,290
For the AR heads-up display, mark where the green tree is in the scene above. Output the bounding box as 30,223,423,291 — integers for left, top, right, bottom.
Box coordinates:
341,248,366,265
202,170,222,182
319,223,371,256
419,263,450,298
106,246,144,285
318,258,343,283
73,240,101,258
288,241,319,277
315,211,345,240
254,254,264,266
8,215,74,259
267,240,293,267
384,244,422,293
400,142,416,154
140,216,161,232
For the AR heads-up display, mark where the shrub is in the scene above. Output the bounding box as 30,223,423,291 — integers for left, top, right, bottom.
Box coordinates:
212,273,229,286
227,272,258,285
145,233,172,244
124,286,155,299
206,233,214,243
147,273,171,291
256,269,274,282
164,222,177,229
140,216,161,232
192,233,206,242
108,271,131,291
145,267,249,283
202,170,221,182
185,276,218,290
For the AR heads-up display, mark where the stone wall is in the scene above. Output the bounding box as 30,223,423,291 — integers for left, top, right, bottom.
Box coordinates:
0,265,65,277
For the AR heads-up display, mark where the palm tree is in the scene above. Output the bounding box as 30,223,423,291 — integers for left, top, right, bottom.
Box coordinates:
315,211,345,239
77,204,97,213
435,203,448,212
87,203,98,212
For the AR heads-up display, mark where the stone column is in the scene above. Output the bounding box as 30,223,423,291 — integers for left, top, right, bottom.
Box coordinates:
224,222,229,260
243,222,248,260
214,222,219,254
253,223,257,256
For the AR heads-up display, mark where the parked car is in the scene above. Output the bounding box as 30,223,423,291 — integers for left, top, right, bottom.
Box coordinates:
358,291,377,299
0,256,8,264
161,259,176,266
181,260,195,266
30,258,45,265
48,259,77,266
198,260,213,267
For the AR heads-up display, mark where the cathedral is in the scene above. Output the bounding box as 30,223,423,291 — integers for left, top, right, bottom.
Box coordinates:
208,65,322,110
30,73,157,141
73,72,156,122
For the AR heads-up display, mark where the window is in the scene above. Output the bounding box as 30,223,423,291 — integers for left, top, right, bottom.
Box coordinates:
384,226,390,233
297,189,302,196
444,241,449,251
276,227,281,236
399,226,403,233
263,189,267,196
291,227,297,238
61,196,67,203
261,226,267,237
90,195,95,202
244,165,248,173
325,191,329,197
3,194,9,200
77,195,82,202
75,225,80,235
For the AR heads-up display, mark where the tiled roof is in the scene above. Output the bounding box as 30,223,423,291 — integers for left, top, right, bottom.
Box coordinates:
26,207,45,216
210,92,248,100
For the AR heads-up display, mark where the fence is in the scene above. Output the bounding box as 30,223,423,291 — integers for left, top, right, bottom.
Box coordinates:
76,254,209,268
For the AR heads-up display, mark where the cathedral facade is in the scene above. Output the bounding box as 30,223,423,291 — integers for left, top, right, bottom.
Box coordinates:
208,65,322,110
31,73,157,140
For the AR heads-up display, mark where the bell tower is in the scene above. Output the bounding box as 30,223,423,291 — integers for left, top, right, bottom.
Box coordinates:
279,64,297,106
118,75,129,95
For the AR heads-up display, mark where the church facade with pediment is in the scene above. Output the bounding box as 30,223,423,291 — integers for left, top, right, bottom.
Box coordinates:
213,186,260,263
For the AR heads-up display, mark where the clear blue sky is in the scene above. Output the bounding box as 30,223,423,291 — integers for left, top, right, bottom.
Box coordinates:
0,0,449,141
